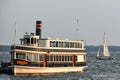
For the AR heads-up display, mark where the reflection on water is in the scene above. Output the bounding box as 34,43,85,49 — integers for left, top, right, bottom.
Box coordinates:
0,52,120,80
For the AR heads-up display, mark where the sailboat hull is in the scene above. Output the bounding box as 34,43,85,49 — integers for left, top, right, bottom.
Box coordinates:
96,56,113,60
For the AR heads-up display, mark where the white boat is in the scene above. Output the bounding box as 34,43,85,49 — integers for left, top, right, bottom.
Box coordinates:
5,20,87,76
96,33,113,60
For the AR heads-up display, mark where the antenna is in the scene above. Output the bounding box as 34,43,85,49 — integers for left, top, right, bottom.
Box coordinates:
76,18,79,40
14,21,16,46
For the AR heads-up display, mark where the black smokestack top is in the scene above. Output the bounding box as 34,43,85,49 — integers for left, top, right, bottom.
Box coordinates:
36,21,42,39
36,21,42,24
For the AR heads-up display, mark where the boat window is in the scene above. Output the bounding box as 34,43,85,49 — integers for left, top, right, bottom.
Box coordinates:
56,56,58,61
59,56,61,61
61,56,64,61
80,43,82,48
56,42,58,47
75,43,77,48
70,56,72,61
20,39,24,45
66,56,69,61
27,54,32,61
33,54,38,62
75,56,77,61
54,56,56,61
59,42,62,47
50,41,83,49
49,55,52,61
53,41,56,47
24,38,26,44
64,56,67,61
39,55,43,61
62,42,65,47
16,53,26,60
47,56,49,61
30,38,37,44
34,38,36,44
46,55,74,62
50,41,53,47
31,38,33,44
26,38,30,44
66,42,69,48
68,56,70,61
69,42,72,48
70,42,74,48
78,43,80,48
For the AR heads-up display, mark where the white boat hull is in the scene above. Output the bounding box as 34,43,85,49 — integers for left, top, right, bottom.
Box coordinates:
8,65,87,76
96,56,113,60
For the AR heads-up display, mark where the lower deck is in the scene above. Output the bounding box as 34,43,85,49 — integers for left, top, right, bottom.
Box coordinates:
12,59,86,67
10,48,87,67
11,55,86,68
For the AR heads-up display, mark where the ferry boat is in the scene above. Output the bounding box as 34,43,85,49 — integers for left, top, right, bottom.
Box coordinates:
8,21,87,76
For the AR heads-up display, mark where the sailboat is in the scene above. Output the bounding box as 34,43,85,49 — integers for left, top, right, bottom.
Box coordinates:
96,33,113,60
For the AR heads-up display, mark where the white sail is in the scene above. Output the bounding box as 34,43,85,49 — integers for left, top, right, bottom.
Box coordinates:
97,47,101,57
103,33,110,57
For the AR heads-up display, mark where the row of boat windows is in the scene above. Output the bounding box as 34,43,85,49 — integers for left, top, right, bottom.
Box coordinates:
50,41,83,48
20,38,83,49
20,38,38,45
16,53,77,62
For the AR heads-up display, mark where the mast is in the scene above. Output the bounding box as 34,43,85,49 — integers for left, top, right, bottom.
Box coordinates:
103,32,110,57
14,21,16,46
76,18,79,40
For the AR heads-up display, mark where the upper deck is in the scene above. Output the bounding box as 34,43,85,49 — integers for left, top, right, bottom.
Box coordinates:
19,33,86,51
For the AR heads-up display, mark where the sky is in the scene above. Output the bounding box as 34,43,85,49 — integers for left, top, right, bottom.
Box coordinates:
0,0,120,46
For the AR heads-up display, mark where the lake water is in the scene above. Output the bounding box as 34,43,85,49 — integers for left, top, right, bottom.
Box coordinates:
0,52,120,80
